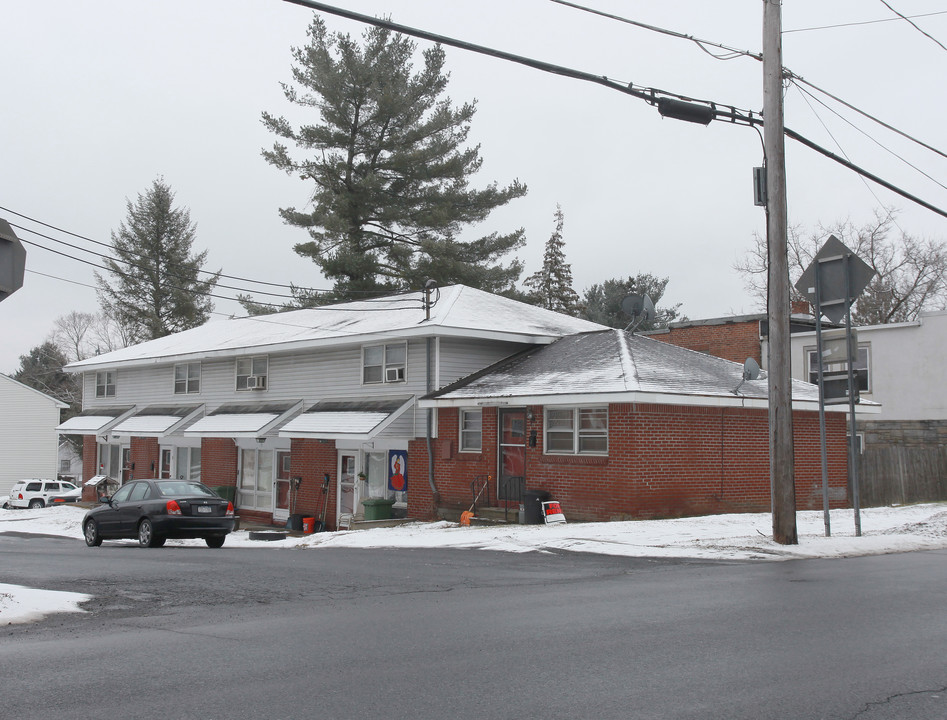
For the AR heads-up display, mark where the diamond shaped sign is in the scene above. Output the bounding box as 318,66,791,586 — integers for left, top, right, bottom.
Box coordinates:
795,235,875,323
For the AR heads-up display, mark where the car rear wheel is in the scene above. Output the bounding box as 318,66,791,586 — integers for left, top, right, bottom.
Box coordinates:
138,518,162,548
29,499,44,509
205,536,225,548
84,519,102,547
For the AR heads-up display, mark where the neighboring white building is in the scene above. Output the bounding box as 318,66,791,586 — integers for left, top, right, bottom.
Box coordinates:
787,310,947,505
0,373,68,497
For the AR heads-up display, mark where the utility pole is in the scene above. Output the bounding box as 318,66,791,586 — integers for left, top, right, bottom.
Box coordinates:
763,0,797,544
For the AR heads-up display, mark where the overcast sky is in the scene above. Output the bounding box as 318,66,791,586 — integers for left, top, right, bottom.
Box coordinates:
2,0,946,373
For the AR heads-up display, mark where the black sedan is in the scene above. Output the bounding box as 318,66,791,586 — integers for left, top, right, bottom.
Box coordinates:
83,479,235,548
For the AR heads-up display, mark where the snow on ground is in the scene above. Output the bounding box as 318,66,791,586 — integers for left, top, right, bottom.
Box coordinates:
2,502,947,624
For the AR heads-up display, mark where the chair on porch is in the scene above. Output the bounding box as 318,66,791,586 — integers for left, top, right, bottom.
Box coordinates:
337,513,354,531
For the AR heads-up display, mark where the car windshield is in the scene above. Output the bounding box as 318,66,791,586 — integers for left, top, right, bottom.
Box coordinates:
155,482,217,498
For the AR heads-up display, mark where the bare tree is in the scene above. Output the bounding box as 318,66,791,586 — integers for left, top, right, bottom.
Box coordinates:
734,208,947,324
50,310,130,362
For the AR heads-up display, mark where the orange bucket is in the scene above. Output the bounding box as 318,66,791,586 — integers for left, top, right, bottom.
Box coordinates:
302,517,316,533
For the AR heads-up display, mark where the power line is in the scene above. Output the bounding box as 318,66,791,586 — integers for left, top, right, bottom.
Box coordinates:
787,74,947,162
878,0,947,53
283,0,947,220
10,222,298,300
0,204,333,294
549,0,761,61
792,83,947,193
784,10,947,34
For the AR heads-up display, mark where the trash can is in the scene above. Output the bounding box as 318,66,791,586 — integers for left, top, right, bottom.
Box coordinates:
523,489,552,524
286,513,304,531
361,497,395,521
213,485,237,503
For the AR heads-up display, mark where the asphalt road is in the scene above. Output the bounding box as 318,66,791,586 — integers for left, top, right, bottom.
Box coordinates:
1,534,946,720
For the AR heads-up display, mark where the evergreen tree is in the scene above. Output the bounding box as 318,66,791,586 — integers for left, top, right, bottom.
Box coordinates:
580,274,683,330
95,179,220,342
524,205,579,314
260,16,527,302
13,341,80,428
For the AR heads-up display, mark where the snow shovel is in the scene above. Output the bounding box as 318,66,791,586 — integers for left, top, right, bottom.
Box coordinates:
313,473,330,533
461,475,491,527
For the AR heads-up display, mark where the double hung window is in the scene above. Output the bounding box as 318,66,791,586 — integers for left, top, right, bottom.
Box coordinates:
545,407,608,454
362,343,406,384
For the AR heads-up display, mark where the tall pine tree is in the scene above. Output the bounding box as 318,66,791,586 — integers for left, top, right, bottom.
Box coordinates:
260,16,527,303
524,205,578,314
96,179,220,343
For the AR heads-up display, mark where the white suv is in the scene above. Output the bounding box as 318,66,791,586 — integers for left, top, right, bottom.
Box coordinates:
5,479,82,509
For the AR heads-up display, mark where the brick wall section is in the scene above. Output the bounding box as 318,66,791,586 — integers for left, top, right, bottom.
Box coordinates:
289,438,338,528
652,320,762,365
433,403,848,522
81,435,99,501
129,437,159,479
201,437,238,490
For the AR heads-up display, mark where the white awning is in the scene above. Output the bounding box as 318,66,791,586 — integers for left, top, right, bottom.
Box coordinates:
56,407,136,435
109,405,205,438
280,397,414,441
184,401,304,438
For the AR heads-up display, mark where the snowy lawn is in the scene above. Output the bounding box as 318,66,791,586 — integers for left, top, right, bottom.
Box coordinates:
2,502,946,624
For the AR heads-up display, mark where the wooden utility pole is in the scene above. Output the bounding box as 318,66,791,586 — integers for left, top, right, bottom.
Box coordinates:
763,0,797,544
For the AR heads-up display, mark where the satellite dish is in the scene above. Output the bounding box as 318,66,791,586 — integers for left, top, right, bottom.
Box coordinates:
732,357,761,395
621,294,656,333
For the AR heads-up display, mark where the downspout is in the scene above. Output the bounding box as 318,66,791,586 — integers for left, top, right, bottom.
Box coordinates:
424,283,439,505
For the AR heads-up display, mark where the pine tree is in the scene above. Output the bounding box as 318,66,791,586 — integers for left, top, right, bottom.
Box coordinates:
260,16,527,302
580,274,683,330
95,179,220,342
524,205,579,314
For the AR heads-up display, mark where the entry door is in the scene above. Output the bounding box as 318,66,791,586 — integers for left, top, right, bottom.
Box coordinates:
273,452,292,522
498,409,526,501
338,453,358,520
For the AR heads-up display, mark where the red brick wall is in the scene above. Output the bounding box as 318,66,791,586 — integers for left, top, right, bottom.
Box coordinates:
289,439,338,528
433,402,848,522
652,320,762,365
201,438,238,490
129,437,159,479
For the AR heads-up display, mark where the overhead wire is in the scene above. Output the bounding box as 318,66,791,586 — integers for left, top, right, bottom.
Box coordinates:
283,0,947,220
783,10,947,34
878,0,947,53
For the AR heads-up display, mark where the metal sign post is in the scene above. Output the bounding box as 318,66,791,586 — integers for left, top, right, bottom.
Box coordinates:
796,235,874,538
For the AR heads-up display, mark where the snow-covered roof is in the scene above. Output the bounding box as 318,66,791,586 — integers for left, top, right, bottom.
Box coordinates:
65,285,605,371
279,397,414,440
422,328,863,411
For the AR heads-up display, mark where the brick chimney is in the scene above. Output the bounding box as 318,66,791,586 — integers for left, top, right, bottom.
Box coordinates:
790,300,812,316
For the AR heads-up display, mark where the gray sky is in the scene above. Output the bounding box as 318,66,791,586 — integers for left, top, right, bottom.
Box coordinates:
2,0,946,372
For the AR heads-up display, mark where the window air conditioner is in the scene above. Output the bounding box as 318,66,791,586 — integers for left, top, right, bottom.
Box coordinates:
246,375,265,389
385,367,404,383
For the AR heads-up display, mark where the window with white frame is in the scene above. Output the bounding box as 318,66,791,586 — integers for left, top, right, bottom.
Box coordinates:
236,356,268,391
362,342,406,384
174,362,201,394
239,448,273,511
545,407,608,454
460,408,482,452
95,371,115,398
806,344,870,392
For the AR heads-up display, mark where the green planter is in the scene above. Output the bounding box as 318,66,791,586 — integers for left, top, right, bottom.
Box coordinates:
361,497,395,521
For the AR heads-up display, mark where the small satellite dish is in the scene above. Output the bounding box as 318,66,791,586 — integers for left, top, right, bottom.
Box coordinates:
732,357,761,395
621,294,656,333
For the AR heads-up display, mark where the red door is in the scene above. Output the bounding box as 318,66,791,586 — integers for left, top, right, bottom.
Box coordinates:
498,409,526,502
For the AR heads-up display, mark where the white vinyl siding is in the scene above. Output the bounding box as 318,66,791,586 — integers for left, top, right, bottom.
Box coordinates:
0,376,63,497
